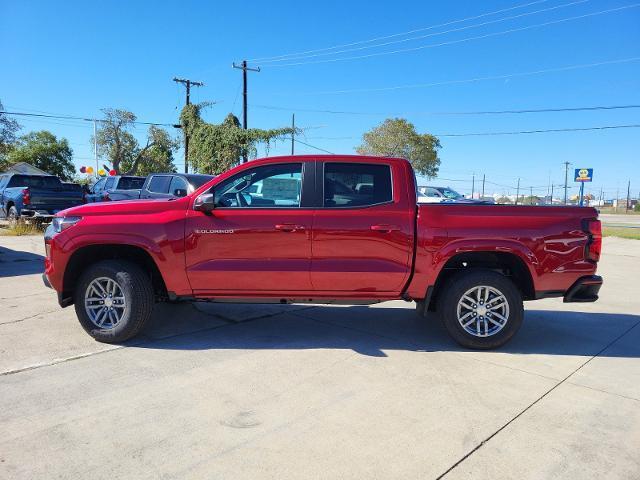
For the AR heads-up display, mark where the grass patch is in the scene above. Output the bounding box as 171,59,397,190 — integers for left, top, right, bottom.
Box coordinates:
0,222,45,236
603,227,640,240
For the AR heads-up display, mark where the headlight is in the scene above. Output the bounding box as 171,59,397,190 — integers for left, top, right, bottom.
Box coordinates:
52,216,82,233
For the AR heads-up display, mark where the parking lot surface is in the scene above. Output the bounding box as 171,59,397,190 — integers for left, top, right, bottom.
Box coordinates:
1,234,639,479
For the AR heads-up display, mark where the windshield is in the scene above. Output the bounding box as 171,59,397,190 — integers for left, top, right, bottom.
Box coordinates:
440,188,463,200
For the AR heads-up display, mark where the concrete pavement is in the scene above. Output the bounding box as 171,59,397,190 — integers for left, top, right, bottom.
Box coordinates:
0,235,638,479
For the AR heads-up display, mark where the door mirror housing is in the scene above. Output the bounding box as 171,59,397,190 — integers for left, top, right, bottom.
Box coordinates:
194,192,215,213
173,188,188,198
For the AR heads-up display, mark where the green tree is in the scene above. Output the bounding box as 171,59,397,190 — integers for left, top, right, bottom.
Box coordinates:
94,109,178,175
356,118,441,177
181,104,296,174
0,100,21,170
496,196,513,204
7,131,75,180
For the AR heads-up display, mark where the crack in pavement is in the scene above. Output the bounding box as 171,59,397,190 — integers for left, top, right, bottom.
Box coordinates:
435,318,640,479
0,309,60,326
0,304,318,377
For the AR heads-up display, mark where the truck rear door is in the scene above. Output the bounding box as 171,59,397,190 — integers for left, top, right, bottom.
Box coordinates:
311,160,415,293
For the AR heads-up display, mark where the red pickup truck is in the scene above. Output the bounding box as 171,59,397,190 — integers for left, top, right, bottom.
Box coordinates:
43,155,602,349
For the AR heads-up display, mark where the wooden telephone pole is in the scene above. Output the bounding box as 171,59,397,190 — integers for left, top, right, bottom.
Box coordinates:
232,60,260,163
173,77,204,173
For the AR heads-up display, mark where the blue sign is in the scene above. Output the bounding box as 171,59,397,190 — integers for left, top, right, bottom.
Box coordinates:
575,168,593,182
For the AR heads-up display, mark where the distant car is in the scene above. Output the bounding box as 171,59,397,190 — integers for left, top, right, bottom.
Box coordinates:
139,173,215,200
418,186,491,204
85,175,146,202
0,173,84,224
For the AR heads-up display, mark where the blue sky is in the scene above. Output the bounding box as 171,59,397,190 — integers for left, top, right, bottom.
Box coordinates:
2,0,639,198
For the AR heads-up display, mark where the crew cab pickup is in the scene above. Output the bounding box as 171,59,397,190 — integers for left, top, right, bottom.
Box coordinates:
0,173,84,224
43,155,603,349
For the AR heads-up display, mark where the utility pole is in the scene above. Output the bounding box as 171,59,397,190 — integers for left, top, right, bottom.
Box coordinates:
173,77,204,173
291,114,295,155
626,180,631,212
515,178,520,205
471,174,475,199
563,161,570,205
232,60,260,163
599,187,604,206
93,119,98,177
481,174,485,198
530,186,533,205
551,184,554,204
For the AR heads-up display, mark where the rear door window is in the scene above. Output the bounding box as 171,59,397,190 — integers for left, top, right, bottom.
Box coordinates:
91,179,106,193
323,163,392,207
118,177,145,190
147,175,171,194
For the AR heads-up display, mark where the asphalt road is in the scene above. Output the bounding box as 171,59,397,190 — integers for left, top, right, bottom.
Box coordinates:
600,213,640,228
1,235,639,479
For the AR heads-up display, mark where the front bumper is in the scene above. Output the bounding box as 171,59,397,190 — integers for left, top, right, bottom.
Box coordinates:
563,275,603,303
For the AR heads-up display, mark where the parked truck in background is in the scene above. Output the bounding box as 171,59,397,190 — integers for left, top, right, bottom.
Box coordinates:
85,175,145,202
0,173,85,224
43,155,603,349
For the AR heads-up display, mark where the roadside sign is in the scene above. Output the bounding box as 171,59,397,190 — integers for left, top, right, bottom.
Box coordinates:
574,168,593,182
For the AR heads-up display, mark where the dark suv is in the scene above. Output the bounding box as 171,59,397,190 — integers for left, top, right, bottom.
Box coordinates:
139,173,214,200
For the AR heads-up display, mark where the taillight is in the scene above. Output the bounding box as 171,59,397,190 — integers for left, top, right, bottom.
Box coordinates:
22,188,31,205
585,219,602,262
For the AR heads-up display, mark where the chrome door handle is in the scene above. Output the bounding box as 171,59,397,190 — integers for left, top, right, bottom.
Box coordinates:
275,224,305,232
370,224,400,233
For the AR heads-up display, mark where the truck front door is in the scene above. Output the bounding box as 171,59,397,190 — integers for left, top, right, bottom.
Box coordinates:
185,162,314,294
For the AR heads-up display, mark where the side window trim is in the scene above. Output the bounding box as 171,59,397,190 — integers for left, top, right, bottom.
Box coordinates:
320,161,395,209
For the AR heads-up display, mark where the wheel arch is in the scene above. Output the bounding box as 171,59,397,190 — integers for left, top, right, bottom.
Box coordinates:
62,244,168,305
426,250,535,311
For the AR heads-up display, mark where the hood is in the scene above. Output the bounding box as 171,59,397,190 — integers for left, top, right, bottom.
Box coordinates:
58,197,190,217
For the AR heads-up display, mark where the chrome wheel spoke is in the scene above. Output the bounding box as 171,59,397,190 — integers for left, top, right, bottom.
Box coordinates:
84,277,126,330
457,285,510,338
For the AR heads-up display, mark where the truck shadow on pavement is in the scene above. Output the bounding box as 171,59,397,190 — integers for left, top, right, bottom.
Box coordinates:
0,246,44,277
137,303,640,358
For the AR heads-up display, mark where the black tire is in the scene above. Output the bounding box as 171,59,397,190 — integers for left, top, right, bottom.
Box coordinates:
437,269,523,349
74,260,154,343
7,206,19,228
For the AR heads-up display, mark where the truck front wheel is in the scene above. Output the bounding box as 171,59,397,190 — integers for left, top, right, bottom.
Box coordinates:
438,269,523,349
74,260,154,343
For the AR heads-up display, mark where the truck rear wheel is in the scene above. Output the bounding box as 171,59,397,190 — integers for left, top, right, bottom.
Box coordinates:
74,260,154,343
437,269,523,349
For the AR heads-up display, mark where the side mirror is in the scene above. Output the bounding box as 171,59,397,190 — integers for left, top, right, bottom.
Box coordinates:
174,188,188,197
194,192,215,213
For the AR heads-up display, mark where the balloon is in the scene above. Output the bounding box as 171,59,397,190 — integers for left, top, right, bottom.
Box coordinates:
98,169,105,176
79,166,86,173
86,166,94,174
109,169,117,176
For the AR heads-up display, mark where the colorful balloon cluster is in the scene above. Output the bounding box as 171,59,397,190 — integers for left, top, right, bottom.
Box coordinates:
79,166,117,176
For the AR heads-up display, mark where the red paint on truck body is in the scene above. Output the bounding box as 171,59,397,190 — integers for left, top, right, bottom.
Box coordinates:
44,155,600,305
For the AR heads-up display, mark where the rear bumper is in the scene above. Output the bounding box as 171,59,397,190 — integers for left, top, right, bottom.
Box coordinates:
563,275,603,303
21,209,55,220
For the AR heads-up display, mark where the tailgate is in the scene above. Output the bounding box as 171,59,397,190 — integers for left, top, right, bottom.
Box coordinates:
27,188,84,211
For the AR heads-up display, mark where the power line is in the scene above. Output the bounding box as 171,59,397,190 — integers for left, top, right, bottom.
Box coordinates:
249,0,552,62
292,138,334,154
275,57,640,95
258,0,587,64
1,110,177,127
435,124,640,137
265,4,640,67
252,103,640,117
